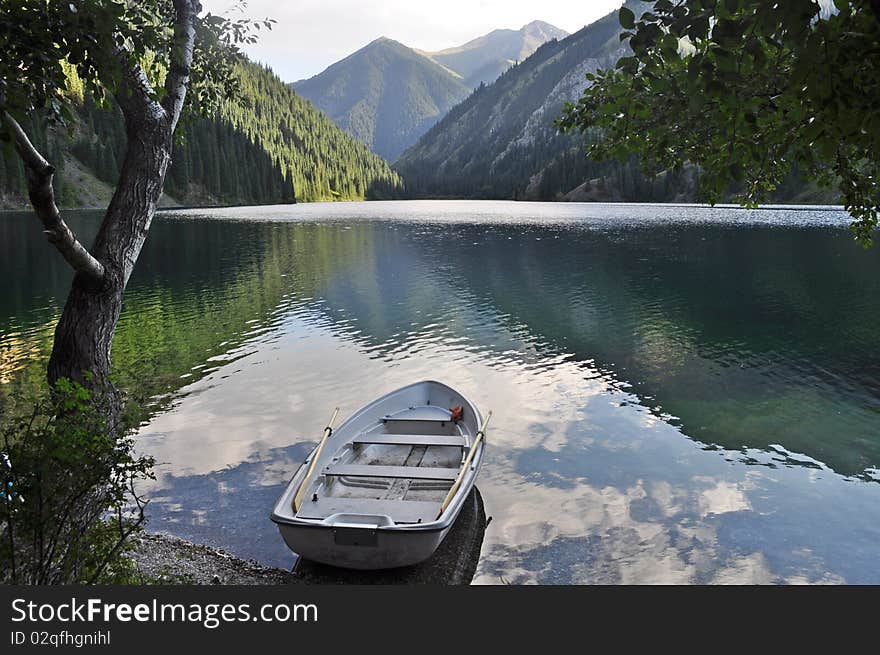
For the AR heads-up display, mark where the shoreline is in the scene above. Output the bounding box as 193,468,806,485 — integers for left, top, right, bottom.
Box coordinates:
132,533,298,585
0,199,847,214
133,487,487,585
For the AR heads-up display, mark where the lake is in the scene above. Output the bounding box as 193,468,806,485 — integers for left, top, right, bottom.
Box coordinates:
2,200,879,583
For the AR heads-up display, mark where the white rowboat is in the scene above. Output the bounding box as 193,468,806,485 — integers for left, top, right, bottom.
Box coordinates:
271,381,487,570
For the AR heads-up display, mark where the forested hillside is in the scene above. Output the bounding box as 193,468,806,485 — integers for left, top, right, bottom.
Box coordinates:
394,9,629,200
396,3,835,205
1,59,403,208
230,61,403,200
73,96,295,206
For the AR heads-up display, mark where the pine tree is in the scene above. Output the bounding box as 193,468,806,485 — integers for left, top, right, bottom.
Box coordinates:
20,57,401,207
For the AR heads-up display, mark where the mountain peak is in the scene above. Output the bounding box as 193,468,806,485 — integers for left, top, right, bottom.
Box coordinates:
292,36,470,161
522,20,556,31
292,19,573,160
396,5,627,198
425,20,569,88
520,20,569,39
365,36,406,50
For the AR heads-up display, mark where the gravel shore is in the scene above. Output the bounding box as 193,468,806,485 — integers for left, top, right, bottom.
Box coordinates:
133,487,486,585
132,533,298,584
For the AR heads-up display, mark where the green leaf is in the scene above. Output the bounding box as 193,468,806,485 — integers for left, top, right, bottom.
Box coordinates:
619,7,636,30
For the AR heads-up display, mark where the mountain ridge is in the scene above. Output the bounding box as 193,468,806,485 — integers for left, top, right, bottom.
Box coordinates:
394,1,834,205
421,20,569,87
394,9,625,198
292,21,568,161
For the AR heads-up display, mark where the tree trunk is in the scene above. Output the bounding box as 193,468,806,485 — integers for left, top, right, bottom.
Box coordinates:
8,0,198,423
48,117,173,414
48,276,122,393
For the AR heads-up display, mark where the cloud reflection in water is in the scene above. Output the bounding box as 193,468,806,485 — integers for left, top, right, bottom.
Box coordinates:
141,289,880,584
6,203,876,583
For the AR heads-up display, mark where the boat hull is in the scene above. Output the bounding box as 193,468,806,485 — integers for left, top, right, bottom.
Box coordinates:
278,520,453,570
271,380,483,570
272,444,475,570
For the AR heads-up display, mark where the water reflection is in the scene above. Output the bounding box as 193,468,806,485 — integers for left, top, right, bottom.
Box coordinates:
2,202,879,583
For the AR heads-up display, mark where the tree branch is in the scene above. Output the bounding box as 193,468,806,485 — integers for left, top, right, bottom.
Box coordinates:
2,112,105,281
112,47,166,125
162,0,201,131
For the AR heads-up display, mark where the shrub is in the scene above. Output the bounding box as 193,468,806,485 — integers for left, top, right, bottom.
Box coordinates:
0,379,154,584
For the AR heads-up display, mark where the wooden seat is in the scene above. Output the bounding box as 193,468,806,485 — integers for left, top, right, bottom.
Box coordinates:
381,414,457,435
322,464,459,481
382,416,452,424
353,434,466,448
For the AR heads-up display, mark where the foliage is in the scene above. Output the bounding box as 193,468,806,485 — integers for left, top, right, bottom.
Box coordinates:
0,0,273,129
0,1,286,206
559,0,880,245
0,379,154,584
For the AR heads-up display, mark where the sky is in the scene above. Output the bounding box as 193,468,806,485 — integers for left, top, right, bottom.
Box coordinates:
201,0,623,83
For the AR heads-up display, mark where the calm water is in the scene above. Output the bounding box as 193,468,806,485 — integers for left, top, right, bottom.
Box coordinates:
1,201,879,583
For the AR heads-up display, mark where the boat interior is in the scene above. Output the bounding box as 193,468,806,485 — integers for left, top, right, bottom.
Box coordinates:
297,405,471,525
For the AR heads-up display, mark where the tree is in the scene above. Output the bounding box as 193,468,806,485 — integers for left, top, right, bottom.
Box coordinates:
559,1,880,245
0,1,272,414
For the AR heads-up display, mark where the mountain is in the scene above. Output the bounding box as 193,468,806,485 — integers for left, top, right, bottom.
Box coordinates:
225,61,403,201
292,22,568,161
394,8,629,200
422,20,569,88
0,59,404,208
395,2,833,204
293,38,472,162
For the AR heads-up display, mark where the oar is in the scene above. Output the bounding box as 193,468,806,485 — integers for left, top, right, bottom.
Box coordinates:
438,410,492,518
293,407,340,512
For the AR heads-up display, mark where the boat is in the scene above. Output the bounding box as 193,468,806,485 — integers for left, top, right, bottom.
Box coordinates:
271,380,489,570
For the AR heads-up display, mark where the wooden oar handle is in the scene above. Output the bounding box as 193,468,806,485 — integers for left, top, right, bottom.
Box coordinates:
293,407,340,512
438,410,491,517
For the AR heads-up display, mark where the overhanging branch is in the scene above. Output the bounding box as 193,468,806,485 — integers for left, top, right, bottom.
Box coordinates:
2,112,105,281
